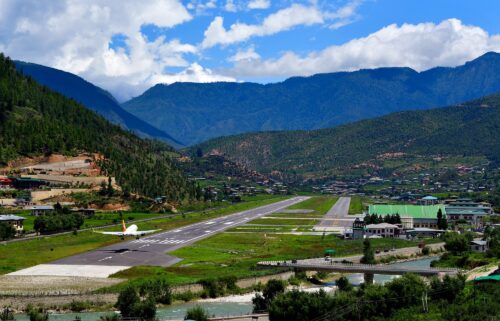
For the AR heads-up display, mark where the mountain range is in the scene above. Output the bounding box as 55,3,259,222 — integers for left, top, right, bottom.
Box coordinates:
190,94,500,181
14,61,182,147
123,52,500,146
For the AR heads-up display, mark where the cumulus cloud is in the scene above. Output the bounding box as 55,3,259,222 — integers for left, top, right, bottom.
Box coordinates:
202,1,359,48
0,0,234,101
229,19,500,78
247,0,271,10
228,46,261,62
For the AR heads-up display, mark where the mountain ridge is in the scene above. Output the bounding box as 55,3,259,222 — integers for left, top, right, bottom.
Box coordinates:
14,61,183,147
122,52,500,146
188,93,500,181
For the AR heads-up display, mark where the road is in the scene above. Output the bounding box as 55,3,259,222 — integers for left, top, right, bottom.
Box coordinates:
48,196,310,268
313,196,353,231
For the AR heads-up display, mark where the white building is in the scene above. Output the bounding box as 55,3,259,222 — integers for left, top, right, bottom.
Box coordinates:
365,223,400,238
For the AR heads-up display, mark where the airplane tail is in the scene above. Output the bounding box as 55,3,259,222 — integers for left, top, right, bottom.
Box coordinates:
122,220,127,233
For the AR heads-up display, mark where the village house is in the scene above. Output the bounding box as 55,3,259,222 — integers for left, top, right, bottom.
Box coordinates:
25,205,54,216
0,214,26,234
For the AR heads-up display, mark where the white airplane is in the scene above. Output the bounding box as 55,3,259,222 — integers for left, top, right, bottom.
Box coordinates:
95,220,159,239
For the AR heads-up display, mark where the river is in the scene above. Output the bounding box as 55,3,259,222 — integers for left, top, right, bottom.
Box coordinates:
13,256,438,321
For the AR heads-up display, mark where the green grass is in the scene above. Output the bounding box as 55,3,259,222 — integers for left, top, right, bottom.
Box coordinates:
245,218,318,225
0,195,289,274
109,234,423,289
348,196,366,215
286,196,338,215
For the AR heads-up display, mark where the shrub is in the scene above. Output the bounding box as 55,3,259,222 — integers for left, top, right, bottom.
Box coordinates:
184,306,209,321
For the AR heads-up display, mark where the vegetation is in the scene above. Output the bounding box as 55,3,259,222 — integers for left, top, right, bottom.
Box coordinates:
109,234,421,288
33,213,84,234
364,213,401,225
360,238,375,264
115,286,156,321
0,53,193,200
190,93,500,181
0,223,16,240
0,195,287,274
184,306,210,321
263,273,497,321
252,279,286,312
125,52,500,146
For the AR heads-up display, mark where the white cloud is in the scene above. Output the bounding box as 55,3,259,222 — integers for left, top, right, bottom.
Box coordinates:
224,0,237,12
229,19,500,78
149,63,236,85
202,1,359,48
247,0,270,10
228,46,261,62
0,0,234,101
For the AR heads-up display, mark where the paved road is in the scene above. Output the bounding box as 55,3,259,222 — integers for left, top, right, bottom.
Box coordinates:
314,196,353,231
52,197,309,267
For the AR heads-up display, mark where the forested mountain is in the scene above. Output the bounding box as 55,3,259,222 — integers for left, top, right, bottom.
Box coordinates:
123,52,500,146
190,94,500,180
14,61,182,147
0,54,194,200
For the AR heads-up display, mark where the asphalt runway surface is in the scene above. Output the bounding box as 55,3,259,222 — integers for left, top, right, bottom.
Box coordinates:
52,196,309,267
314,196,353,230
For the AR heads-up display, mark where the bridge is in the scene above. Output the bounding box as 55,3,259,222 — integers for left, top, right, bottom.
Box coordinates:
257,259,460,276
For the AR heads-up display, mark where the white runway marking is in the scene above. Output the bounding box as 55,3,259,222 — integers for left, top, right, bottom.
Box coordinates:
224,221,233,225
205,221,215,225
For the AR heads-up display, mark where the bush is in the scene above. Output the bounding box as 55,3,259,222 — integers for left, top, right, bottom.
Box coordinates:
336,276,352,292
27,307,49,321
0,222,16,240
421,246,430,255
0,307,14,321
138,279,172,305
99,314,120,321
184,306,209,321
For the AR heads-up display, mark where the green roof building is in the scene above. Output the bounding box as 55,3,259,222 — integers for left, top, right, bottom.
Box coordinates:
368,204,445,229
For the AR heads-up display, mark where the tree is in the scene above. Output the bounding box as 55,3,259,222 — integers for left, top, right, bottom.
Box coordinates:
115,286,139,317
437,208,448,230
0,223,16,240
386,273,427,308
253,279,286,312
107,176,114,196
336,276,352,292
444,232,469,255
184,305,209,321
360,238,375,264
138,279,172,305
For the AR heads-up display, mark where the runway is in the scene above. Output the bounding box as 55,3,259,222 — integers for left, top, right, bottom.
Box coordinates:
313,196,353,231
11,196,309,277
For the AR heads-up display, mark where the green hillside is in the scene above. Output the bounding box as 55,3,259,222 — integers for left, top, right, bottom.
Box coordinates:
0,54,194,200
190,94,500,180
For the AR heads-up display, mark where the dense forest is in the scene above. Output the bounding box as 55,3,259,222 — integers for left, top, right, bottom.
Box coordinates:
190,94,500,180
14,61,182,147
0,53,194,200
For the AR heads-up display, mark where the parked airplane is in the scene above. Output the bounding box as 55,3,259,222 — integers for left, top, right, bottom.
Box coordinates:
95,220,159,239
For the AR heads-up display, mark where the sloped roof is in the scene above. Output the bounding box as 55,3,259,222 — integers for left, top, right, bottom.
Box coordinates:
368,204,445,219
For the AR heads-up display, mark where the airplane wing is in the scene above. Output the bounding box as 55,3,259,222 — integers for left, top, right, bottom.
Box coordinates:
94,231,125,236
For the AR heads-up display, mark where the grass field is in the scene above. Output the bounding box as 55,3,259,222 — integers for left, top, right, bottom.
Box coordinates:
285,196,338,215
0,195,288,274
109,233,423,289
348,196,366,214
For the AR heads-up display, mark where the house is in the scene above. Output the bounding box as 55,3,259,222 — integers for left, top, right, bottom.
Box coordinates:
0,214,26,234
25,205,54,216
470,240,488,252
365,223,400,238
445,199,494,227
10,177,47,190
417,196,438,205
71,208,96,218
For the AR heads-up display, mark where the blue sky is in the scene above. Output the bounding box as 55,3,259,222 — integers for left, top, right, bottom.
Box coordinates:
1,0,499,100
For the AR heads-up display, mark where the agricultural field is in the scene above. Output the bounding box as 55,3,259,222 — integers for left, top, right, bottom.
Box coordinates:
0,195,288,274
